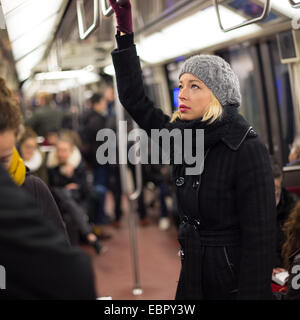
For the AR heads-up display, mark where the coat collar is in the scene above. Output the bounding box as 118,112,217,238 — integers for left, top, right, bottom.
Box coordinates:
221,114,254,151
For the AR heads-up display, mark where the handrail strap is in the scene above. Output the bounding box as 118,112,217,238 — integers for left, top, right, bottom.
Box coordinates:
100,0,114,17
101,0,128,17
213,0,271,32
289,0,300,8
76,0,100,39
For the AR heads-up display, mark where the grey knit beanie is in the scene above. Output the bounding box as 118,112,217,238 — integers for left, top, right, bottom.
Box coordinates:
179,54,241,107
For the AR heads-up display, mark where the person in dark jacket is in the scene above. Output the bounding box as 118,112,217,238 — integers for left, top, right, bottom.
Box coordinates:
0,164,96,299
47,133,103,253
0,77,68,237
25,92,64,138
108,0,276,300
80,93,111,235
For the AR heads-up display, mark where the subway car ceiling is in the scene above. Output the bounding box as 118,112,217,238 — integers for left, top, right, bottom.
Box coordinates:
0,0,299,85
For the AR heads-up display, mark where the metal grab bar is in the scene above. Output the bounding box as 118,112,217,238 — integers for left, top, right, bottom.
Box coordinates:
289,0,300,8
76,0,100,39
113,76,143,296
101,0,128,17
77,0,128,39
100,0,114,16
128,123,143,201
213,0,271,32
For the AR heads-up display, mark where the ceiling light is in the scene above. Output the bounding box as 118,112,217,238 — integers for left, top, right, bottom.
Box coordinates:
263,0,299,18
136,5,261,64
34,69,100,83
16,45,46,81
1,0,64,81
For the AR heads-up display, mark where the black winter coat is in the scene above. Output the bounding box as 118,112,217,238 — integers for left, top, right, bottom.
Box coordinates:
25,105,64,137
48,161,89,202
80,109,107,168
111,37,276,300
0,165,96,299
22,168,68,238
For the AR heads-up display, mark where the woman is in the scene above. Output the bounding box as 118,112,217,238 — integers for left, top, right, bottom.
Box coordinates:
273,201,300,300
18,127,48,184
0,77,68,239
47,133,102,253
108,0,276,299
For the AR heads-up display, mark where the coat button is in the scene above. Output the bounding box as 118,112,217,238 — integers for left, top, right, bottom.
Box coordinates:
176,177,185,187
248,128,257,137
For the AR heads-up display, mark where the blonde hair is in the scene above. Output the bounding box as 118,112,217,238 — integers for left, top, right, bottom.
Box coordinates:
170,92,223,124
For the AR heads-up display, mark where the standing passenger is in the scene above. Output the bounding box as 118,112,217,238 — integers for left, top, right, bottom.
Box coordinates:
25,92,64,138
80,94,111,237
108,0,276,300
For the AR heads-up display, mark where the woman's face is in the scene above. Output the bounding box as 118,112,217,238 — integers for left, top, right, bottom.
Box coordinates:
0,130,16,170
20,137,37,161
56,141,72,164
178,73,211,121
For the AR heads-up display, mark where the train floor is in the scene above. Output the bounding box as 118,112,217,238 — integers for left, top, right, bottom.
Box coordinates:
81,191,181,300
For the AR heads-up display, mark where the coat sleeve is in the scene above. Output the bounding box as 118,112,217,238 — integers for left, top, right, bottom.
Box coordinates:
0,166,96,299
22,174,70,243
111,45,171,135
236,137,276,299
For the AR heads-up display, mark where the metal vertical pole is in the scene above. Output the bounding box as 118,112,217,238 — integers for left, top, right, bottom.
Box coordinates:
113,76,143,296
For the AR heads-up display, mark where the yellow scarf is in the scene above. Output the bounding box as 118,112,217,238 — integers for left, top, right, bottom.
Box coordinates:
8,147,26,186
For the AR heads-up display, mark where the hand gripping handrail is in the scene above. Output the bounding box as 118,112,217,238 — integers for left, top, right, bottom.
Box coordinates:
213,0,271,32
77,0,128,39
100,0,128,17
289,0,300,8
76,0,99,39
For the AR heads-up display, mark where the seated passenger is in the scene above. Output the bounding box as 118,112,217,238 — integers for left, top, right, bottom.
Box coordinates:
0,77,68,237
274,202,300,300
271,159,299,272
18,127,48,184
0,164,96,299
47,133,102,253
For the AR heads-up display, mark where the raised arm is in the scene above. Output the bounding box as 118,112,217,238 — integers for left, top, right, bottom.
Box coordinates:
109,0,171,134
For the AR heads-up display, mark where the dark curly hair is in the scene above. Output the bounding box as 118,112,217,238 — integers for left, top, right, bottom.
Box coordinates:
0,77,23,136
282,201,300,269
